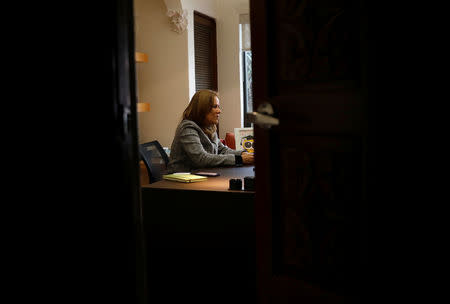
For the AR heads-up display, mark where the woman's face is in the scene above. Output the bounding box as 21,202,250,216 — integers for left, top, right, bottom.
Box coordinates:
204,96,221,125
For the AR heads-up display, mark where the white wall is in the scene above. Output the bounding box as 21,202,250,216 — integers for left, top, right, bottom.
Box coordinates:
134,0,249,147
134,0,190,147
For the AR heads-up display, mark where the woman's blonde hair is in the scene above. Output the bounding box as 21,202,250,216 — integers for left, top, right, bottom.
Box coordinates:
182,89,219,139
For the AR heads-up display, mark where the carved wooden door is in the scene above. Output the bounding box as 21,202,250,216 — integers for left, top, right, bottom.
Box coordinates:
250,0,372,303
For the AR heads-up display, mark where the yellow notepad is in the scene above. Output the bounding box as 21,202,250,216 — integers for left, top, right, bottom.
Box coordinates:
162,173,208,183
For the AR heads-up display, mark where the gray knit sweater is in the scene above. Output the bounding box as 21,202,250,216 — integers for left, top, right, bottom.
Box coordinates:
167,119,243,173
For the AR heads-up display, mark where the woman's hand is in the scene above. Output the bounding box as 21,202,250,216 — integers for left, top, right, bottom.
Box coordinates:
241,152,254,164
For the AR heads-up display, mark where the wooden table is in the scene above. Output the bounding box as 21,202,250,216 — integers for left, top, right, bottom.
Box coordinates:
141,166,256,303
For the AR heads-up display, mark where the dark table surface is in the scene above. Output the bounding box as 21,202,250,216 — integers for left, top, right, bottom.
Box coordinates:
141,165,255,192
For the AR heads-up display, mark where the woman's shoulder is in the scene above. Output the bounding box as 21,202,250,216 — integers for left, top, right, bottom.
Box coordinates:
177,119,202,135
178,119,200,129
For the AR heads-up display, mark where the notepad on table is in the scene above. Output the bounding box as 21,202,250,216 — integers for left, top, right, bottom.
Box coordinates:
162,173,208,183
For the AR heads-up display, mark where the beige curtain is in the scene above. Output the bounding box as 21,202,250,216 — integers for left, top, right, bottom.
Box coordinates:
239,14,251,51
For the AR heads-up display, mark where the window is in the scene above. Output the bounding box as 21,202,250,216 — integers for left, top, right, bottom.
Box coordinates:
240,15,252,127
242,50,253,127
194,11,218,91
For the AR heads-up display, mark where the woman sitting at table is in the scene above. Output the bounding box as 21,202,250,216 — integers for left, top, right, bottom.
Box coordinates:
167,89,254,173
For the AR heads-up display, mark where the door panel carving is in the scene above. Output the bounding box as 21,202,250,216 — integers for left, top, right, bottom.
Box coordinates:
269,0,361,93
275,136,362,293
